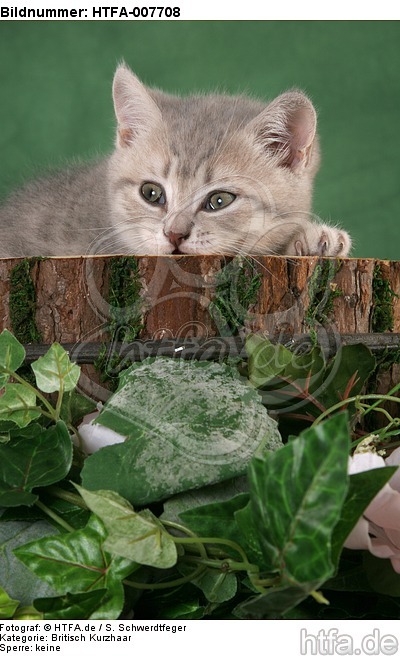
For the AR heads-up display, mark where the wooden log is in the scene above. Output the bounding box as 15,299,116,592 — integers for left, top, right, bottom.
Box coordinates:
1,255,399,341
0,254,399,400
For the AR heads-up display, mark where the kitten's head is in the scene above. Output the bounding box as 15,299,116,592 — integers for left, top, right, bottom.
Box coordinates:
103,64,320,256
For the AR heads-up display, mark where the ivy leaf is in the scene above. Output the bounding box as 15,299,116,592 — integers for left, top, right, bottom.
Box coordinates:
364,552,400,597
14,515,138,620
319,344,376,409
0,384,41,428
248,413,350,588
60,391,96,427
82,358,282,505
246,334,326,393
1,495,90,531
246,337,376,424
136,583,205,619
179,494,249,559
31,343,80,393
76,486,177,569
34,590,109,620
234,584,310,619
246,334,293,387
246,335,326,418
0,330,26,388
161,477,248,525
0,519,58,606
179,564,237,604
0,585,20,618
246,335,293,387
0,421,72,507
234,501,268,569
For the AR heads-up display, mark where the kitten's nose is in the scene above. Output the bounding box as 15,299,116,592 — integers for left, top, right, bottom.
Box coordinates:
166,231,187,248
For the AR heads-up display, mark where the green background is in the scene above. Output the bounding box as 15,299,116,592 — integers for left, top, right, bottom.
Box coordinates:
0,21,399,259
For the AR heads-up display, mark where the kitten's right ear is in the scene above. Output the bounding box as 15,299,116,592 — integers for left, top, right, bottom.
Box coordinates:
113,64,162,147
250,91,317,173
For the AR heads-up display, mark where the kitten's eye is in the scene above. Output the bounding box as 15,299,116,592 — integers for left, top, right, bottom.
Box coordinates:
140,182,166,205
205,191,236,211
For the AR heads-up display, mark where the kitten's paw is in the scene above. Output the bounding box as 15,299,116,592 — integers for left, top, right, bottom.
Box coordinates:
288,223,352,257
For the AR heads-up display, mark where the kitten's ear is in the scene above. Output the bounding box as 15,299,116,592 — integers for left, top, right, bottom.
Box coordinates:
112,64,162,147
250,91,317,173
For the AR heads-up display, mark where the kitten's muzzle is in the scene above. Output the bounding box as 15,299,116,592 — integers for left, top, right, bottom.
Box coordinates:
165,230,189,250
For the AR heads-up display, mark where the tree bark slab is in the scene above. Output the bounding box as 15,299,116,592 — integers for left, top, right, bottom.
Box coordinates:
1,254,399,400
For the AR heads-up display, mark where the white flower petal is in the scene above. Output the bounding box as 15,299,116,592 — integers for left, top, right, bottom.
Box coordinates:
390,557,400,573
364,484,400,529
79,410,100,426
348,452,385,475
385,448,400,492
344,517,372,550
384,528,400,550
386,447,400,467
369,538,400,560
77,419,125,454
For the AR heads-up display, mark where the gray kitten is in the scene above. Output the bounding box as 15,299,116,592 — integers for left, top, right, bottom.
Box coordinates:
0,64,351,258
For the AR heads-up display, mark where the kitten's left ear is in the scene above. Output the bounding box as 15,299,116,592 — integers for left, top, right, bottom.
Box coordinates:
250,91,317,173
112,64,162,147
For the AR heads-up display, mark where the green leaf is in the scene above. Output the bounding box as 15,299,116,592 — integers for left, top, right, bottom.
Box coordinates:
179,494,249,559
14,515,137,619
0,330,26,388
247,336,326,419
179,565,237,603
0,498,90,530
246,337,376,425
0,519,58,606
60,391,97,426
13,605,43,620
0,384,41,428
331,467,397,569
247,335,292,386
7,422,47,441
76,486,177,569
364,552,400,597
0,585,20,618
234,584,310,619
135,583,205,619
34,590,109,620
234,501,268,569
161,477,248,525
319,344,376,409
82,358,282,505
0,421,73,506
31,343,80,393
248,413,350,587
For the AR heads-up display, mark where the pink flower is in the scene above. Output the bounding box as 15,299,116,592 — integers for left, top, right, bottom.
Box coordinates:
345,447,400,572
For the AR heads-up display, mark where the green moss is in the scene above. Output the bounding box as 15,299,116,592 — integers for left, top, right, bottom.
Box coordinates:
94,256,144,388
9,259,42,343
208,257,262,336
374,347,400,372
306,259,342,328
108,256,144,342
93,344,124,392
371,264,398,333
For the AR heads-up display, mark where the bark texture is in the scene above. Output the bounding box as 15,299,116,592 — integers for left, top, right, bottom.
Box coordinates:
1,254,399,400
1,255,399,341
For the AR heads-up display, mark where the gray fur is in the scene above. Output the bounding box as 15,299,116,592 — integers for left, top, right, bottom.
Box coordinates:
0,65,351,258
